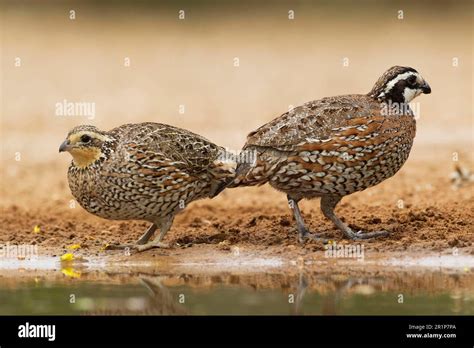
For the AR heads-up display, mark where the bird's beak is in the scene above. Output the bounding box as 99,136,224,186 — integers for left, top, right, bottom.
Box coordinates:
420,81,431,94
59,140,70,153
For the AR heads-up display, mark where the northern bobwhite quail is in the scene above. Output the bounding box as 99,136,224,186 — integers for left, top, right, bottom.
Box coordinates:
59,122,234,252
218,66,431,242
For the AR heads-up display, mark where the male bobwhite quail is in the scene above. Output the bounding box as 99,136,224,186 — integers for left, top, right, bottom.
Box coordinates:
217,66,431,242
59,122,234,252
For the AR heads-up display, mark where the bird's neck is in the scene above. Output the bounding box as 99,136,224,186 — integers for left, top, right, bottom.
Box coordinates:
69,147,103,169
369,88,408,105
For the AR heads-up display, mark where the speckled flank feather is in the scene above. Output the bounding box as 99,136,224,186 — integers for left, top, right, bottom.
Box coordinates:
235,94,416,197
67,122,235,224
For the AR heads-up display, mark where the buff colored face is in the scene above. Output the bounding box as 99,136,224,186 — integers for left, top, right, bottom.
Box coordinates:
59,131,109,168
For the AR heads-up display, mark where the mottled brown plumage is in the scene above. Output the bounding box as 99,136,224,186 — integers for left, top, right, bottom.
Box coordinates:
59,122,234,251
226,66,431,242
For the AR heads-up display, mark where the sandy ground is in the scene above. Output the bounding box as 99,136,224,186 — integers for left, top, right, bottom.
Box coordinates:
1,1,473,265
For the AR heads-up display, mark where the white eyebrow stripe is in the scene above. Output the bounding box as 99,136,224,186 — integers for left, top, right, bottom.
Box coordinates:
384,71,417,94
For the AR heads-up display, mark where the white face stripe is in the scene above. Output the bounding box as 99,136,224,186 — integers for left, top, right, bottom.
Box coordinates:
403,88,417,103
383,71,418,95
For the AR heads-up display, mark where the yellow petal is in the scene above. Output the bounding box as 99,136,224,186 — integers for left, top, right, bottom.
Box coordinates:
60,253,75,262
61,267,81,278
33,225,41,233
67,244,81,250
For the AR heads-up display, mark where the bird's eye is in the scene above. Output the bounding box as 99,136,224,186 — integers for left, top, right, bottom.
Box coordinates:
80,134,92,143
407,75,417,86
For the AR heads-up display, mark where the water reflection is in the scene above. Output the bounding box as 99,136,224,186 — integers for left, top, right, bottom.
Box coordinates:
0,268,472,315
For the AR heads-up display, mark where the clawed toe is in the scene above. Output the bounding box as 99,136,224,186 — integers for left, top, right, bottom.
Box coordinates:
105,243,136,250
298,229,329,244
305,233,329,244
351,230,389,240
106,241,170,253
135,241,170,252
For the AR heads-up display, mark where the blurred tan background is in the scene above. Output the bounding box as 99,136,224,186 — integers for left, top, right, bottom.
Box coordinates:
0,0,473,206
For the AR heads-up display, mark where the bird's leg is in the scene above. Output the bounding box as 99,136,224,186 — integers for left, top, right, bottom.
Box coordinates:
106,223,157,250
136,224,157,245
287,195,328,244
135,216,174,252
135,229,169,252
320,195,389,240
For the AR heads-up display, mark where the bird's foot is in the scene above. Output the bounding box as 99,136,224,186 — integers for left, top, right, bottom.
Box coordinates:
298,229,329,244
106,241,170,252
346,229,389,240
135,241,170,252
105,243,136,250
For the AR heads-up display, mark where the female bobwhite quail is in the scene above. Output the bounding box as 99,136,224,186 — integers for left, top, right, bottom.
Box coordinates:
59,122,235,252
218,66,431,242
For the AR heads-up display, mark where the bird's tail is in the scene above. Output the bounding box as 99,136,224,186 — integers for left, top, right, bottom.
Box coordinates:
209,146,269,198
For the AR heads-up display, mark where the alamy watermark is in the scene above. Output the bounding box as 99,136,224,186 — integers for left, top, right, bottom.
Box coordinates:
324,241,364,261
0,243,39,259
218,148,257,166
381,101,421,119
55,99,96,120
18,322,55,341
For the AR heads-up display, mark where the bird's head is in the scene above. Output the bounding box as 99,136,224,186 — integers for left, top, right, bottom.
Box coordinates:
59,125,115,168
369,66,431,104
